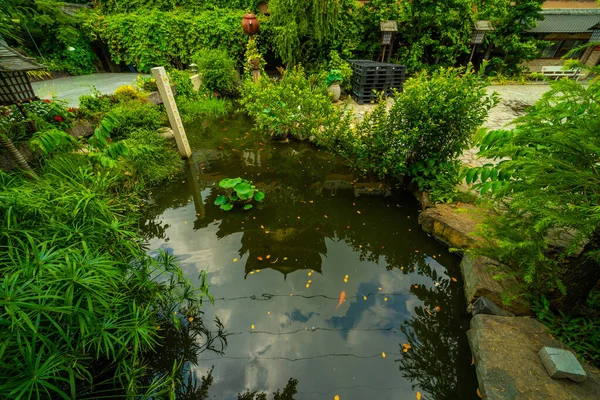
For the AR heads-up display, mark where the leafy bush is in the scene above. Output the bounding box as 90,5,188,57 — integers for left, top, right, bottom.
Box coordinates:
135,75,158,92
194,49,239,95
316,66,496,198
109,100,166,139
465,77,600,313
124,129,184,186
328,50,353,92
178,97,233,123
168,69,197,98
84,8,248,73
78,87,119,117
0,156,214,398
114,84,140,101
240,66,344,140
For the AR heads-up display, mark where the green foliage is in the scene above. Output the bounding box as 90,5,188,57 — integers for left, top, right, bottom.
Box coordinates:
240,66,344,140
325,70,343,87
268,0,342,64
44,38,98,76
393,0,475,72
108,100,166,139
178,97,233,123
318,66,496,198
78,87,119,118
214,177,265,211
194,49,239,95
464,78,600,308
98,0,260,14
168,69,197,98
1,99,74,143
327,50,353,92
535,295,600,368
124,129,184,185
0,156,213,398
478,0,545,74
83,8,249,73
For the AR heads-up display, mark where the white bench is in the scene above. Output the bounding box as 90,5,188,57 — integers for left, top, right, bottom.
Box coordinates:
541,66,583,81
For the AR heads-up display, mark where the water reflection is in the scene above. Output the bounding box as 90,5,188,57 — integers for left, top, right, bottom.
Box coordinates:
140,114,478,399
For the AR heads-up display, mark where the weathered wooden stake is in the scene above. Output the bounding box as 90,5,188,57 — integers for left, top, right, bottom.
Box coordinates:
151,67,192,158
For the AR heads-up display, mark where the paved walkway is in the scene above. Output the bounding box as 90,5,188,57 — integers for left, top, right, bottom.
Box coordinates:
32,73,147,107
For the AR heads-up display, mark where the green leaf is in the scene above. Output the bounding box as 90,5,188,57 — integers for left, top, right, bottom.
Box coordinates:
481,168,491,182
214,195,227,206
234,182,254,200
480,181,493,194
243,204,253,210
230,194,239,202
465,168,477,184
254,191,265,202
220,202,233,211
219,178,242,189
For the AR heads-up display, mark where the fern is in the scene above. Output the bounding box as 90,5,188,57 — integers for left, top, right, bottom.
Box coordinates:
29,128,77,156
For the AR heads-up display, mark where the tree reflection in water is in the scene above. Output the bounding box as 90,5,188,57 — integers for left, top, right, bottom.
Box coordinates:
396,262,478,400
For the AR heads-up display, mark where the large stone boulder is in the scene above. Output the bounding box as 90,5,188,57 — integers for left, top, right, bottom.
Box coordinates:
418,203,484,251
468,315,600,400
461,254,531,316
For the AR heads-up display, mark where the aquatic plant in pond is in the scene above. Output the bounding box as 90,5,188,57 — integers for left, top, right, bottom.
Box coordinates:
214,177,265,211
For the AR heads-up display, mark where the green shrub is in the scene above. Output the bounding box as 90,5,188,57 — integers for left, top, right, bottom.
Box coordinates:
109,100,166,139
194,49,239,95
328,50,353,92
124,129,184,185
0,157,213,398
44,38,98,76
240,66,345,140
78,87,118,117
178,97,233,123
316,66,496,198
168,69,197,98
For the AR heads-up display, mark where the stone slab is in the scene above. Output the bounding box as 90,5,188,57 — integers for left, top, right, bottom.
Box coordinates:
538,347,588,383
468,315,600,400
418,203,484,251
461,254,531,316
472,296,514,317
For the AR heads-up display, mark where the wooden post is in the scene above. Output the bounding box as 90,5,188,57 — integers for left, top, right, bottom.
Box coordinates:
151,67,192,158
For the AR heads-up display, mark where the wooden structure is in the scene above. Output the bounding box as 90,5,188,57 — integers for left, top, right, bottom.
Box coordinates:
0,40,46,106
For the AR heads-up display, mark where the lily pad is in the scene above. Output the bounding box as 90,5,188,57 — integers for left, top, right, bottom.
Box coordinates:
230,194,239,202
243,204,253,211
220,202,234,211
214,195,227,206
219,177,242,189
254,191,265,202
235,182,254,200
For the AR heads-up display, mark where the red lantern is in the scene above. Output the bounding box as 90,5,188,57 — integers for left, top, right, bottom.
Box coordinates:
242,13,260,36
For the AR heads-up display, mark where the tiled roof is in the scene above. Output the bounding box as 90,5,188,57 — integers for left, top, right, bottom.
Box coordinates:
0,42,46,72
529,9,600,33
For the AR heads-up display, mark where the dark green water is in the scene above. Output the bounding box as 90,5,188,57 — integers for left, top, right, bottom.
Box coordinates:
140,114,478,400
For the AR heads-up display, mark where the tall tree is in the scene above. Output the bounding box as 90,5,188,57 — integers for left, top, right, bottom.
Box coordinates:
477,0,544,73
467,77,600,314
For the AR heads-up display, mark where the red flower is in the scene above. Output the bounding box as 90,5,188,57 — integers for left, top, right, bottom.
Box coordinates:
44,99,51,103
54,115,64,122
68,107,74,112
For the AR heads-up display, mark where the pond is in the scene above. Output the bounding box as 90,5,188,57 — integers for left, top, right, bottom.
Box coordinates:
140,114,479,400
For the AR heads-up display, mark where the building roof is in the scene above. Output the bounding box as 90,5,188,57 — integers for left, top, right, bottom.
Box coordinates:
0,41,46,72
529,9,600,33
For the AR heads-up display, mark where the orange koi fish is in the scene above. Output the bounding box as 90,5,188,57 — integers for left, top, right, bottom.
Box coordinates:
336,291,346,310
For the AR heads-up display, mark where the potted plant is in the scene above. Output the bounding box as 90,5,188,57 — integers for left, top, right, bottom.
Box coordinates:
326,70,343,102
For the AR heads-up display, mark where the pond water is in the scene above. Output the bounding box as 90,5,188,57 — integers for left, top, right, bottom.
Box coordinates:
140,114,479,400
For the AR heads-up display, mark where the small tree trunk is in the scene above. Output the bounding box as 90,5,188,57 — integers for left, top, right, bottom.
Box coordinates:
0,132,38,179
552,228,600,314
